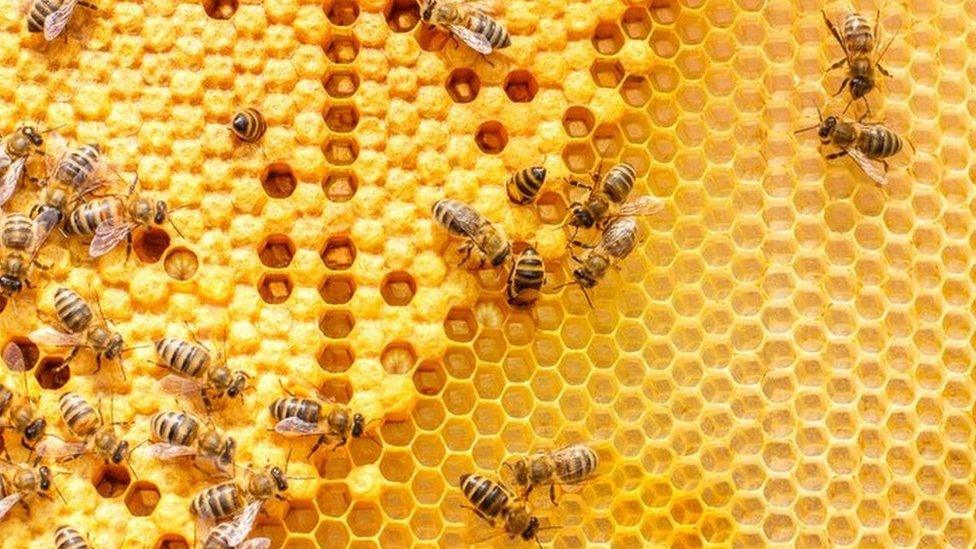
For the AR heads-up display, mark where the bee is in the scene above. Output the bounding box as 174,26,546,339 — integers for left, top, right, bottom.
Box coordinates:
230,109,267,143
0,462,57,520
154,336,249,410
29,287,128,376
145,410,236,474
0,381,46,451
0,213,46,298
432,199,511,267
0,126,44,207
506,245,545,308
270,395,369,456
564,217,641,307
23,0,97,41
35,392,132,466
506,166,546,205
63,174,177,259
564,163,664,232
795,107,904,186
190,465,288,521
459,474,543,546
823,10,895,113
55,525,92,549
503,443,599,503
202,501,271,549
419,0,511,55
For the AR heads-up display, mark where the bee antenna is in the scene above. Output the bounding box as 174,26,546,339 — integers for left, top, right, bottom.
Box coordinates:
53,481,67,504
793,123,821,135
168,217,186,240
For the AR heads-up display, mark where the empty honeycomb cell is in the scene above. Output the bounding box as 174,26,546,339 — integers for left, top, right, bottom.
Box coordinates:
258,273,293,304
3,338,38,371
132,227,171,263
562,141,597,174
162,247,199,281
445,68,481,104
325,36,360,64
592,122,624,158
412,360,446,395
590,59,625,88
319,275,356,304
619,75,652,107
258,234,296,268
621,7,653,39
503,70,539,103
592,21,626,55
443,308,477,343
316,521,351,546
563,106,596,137
316,453,353,481
284,501,319,533
415,25,451,52
535,191,568,225
34,357,69,390
323,104,360,133
385,0,420,32
319,310,355,339
93,464,130,498
261,163,298,199
124,481,160,517
474,121,508,154
323,70,361,98
380,341,417,374
325,0,359,26
202,0,238,19
349,502,384,536
380,271,417,306
323,171,359,202
321,235,356,270
473,330,505,363
324,137,359,165
153,536,189,549
316,482,352,516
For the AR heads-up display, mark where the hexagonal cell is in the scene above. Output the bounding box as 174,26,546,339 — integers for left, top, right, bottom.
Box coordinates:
325,36,360,64
444,307,477,342
323,104,359,133
323,70,360,98
416,25,450,51
319,310,354,339
318,377,353,403
620,75,652,107
562,142,597,174
132,227,170,263
380,271,417,306
474,121,508,154
412,360,445,395
622,7,652,39
319,275,356,304
385,0,419,32
261,162,297,199
325,0,358,26
316,482,352,516
323,137,359,166
93,464,130,498
322,171,358,203
284,500,318,533
163,246,199,280
258,274,293,304
124,481,160,516
382,341,417,374
318,344,354,372
445,68,481,104
153,536,190,549
202,0,237,19
320,235,356,270
348,502,383,536
590,60,624,88
3,338,38,371
258,234,296,269
620,111,651,144
563,106,595,138
592,21,625,55
503,70,538,103
593,123,624,158
34,357,69,389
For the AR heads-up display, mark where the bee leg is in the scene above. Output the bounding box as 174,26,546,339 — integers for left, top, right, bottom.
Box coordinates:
457,242,474,267
833,76,850,97
125,232,133,263
549,484,558,506
78,0,98,8
480,53,495,67
825,150,848,160
826,58,847,72
93,353,102,375
18,498,30,516
461,504,494,525
821,10,848,54
307,435,326,458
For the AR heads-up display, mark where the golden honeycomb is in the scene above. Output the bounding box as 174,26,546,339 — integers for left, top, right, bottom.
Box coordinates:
0,0,972,547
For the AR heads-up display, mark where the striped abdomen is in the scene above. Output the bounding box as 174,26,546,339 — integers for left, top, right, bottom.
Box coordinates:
190,482,246,519
601,163,636,203
506,167,546,205
203,522,242,549
1,214,34,251
506,246,544,308
26,0,59,33
843,12,874,55
857,126,902,158
54,287,92,333
55,526,91,549
64,198,123,236
460,474,511,519
56,144,100,188
432,199,482,237
59,392,99,437
155,338,211,378
270,397,321,423
553,444,598,484
467,13,510,49
151,411,200,446
231,108,266,143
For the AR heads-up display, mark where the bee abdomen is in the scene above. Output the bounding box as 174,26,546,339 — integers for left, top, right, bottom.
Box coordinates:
59,392,99,437
55,526,92,549
270,397,321,423
507,247,545,308
155,337,210,378
506,167,546,205
432,199,476,237
460,474,509,518
555,445,599,483
27,0,59,33
843,12,874,54
64,198,121,236
151,411,200,446
56,144,100,188
859,127,902,158
190,482,244,519
54,287,92,333
1,214,34,251
202,522,238,549
469,13,511,49
231,108,267,143
602,163,637,203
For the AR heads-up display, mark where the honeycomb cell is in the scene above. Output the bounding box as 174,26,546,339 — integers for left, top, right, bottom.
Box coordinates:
34,357,69,390
132,227,170,264
592,123,624,158
318,343,354,372
380,271,417,306
3,338,38,372
503,70,539,103
319,310,355,339
202,0,237,20
325,0,359,26
258,234,296,269
316,483,352,516
124,481,160,517
261,163,297,199
621,7,652,39
413,360,446,395
620,75,652,107
162,247,199,281
284,501,318,533
324,104,360,133
319,275,356,305
562,141,597,174
444,307,477,343
324,70,360,98
590,60,625,88
323,171,359,202
592,21,626,55
93,464,130,498
385,0,420,32
320,235,357,270
258,274,293,304
445,69,481,104
325,36,360,64
153,536,189,549
474,121,508,154
381,341,417,374
563,106,596,138
324,137,359,165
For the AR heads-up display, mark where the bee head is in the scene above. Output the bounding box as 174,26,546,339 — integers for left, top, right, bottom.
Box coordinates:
38,466,52,491
232,113,249,133
818,117,837,141
220,438,237,466
111,440,130,464
0,275,23,296
226,371,248,398
850,76,873,99
270,466,289,492
572,267,598,289
522,516,540,541
25,417,46,441
22,126,43,146
106,333,125,359
351,413,365,438
153,201,168,225
569,205,594,229
419,0,435,22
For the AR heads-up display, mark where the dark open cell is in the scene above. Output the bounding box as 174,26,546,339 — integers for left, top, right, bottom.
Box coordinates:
93,463,131,498
132,226,170,263
412,360,446,395
590,59,625,88
563,105,595,137
318,343,355,372
320,235,356,270
323,171,358,202
163,247,199,281
258,234,296,268
325,36,360,64
592,21,625,55
202,0,238,19
258,274,293,304
443,307,477,342
380,271,417,306
416,25,450,51
153,535,190,549
593,122,624,158
325,0,359,26
35,357,69,389
385,0,419,32
622,6,653,39
324,104,360,133
319,275,356,304
318,377,353,402
324,137,359,165
503,70,539,103
284,500,319,532
475,121,508,154
261,163,297,198
319,310,355,338
323,71,360,98
3,337,39,371
445,68,481,103
125,481,160,516
620,75,652,107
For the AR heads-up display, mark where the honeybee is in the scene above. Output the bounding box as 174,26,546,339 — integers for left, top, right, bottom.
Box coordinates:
503,443,599,503
432,199,511,267
154,336,249,410
506,245,545,308
55,525,92,549
190,465,288,521
795,107,904,186
0,213,46,298
0,381,46,451
823,10,895,113
459,474,544,546
506,166,546,205
230,109,267,143
35,392,132,467
145,410,236,474
0,461,57,520
30,287,128,376
564,163,664,234
270,394,369,456
564,217,640,307
23,0,97,41
419,0,511,55
0,126,44,207
202,502,271,549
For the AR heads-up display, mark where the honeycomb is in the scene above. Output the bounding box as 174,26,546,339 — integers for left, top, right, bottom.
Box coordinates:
0,0,972,547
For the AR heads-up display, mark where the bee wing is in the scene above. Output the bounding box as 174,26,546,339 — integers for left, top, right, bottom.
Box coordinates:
89,217,136,258
0,147,10,172
240,539,272,549
43,0,79,41
29,207,61,259
145,442,197,460
458,0,498,15
0,492,24,520
845,147,888,186
2,341,27,371
0,157,25,207
44,131,69,175
158,374,205,397
598,217,639,261
29,326,85,347
274,417,325,436
223,500,264,547
35,438,87,460
449,25,493,54
616,195,664,217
